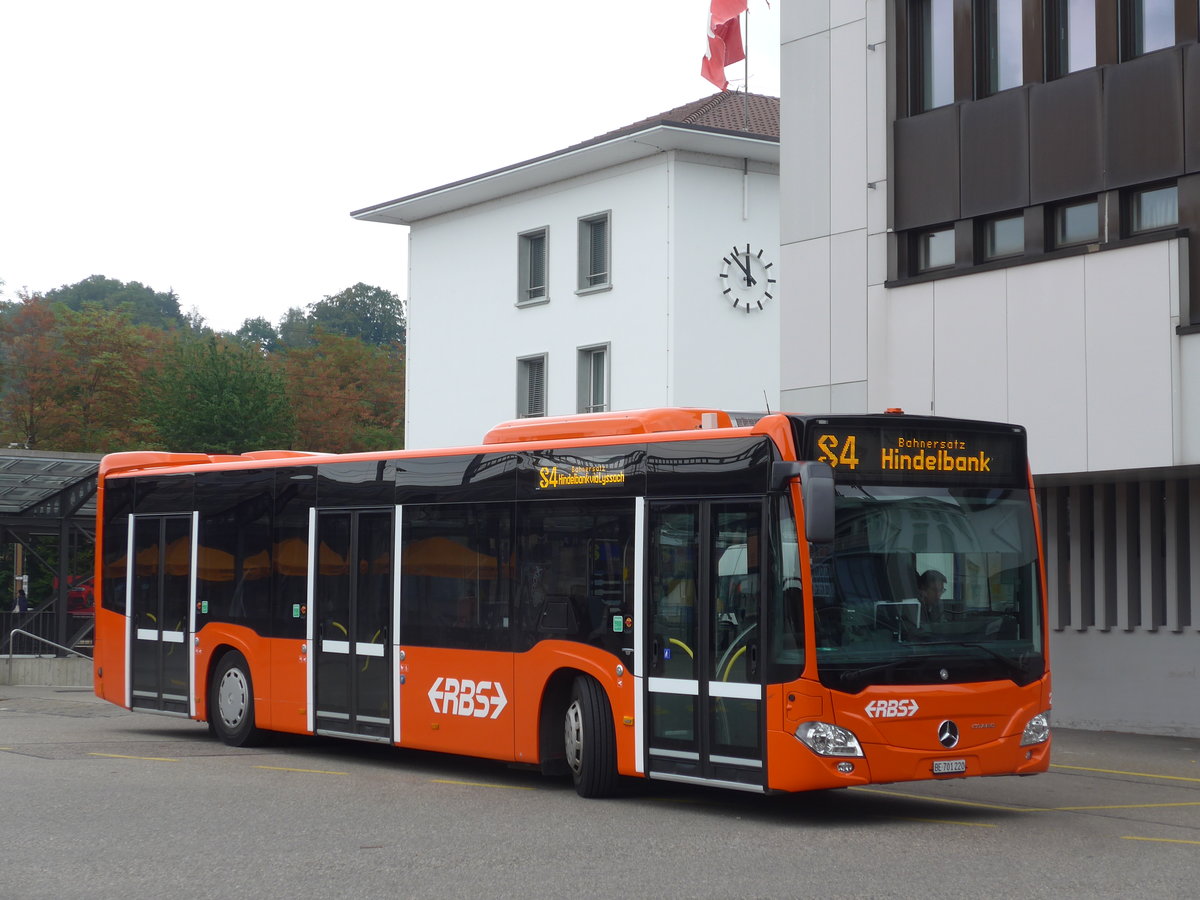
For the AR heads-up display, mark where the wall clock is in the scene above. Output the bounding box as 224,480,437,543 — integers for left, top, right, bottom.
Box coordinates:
719,244,776,312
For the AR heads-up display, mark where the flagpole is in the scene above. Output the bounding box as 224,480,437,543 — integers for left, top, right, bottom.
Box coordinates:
742,6,749,130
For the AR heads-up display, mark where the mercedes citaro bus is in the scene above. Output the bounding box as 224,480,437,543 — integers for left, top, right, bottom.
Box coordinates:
92,408,1050,797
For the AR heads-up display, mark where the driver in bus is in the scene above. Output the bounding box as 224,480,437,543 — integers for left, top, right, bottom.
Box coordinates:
915,569,948,626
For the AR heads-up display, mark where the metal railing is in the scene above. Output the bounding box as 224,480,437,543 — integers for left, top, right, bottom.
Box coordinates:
0,609,94,656
5,627,92,684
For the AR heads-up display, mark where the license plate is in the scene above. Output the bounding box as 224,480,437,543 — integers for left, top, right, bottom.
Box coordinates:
933,759,967,775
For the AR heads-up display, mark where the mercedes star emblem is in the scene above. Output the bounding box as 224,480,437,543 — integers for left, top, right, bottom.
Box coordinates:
938,720,960,749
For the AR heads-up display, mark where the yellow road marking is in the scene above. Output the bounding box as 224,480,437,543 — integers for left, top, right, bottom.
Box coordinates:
1051,763,1200,784
852,787,1200,814
852,786,1025,812
253,765,347,776
1122,836,1200,846
889,817,997,828
432,778,535,791
89,752,178,762
1051,802,1200,812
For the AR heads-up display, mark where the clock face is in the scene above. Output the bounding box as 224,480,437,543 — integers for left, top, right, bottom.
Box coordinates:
719,244,776,312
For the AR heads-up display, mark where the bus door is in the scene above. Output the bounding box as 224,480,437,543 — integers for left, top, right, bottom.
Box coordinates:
643,501,765,790
129,514,194,716
312,509,394,742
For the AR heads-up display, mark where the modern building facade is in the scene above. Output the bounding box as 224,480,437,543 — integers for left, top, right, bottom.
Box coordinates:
782,1,1200,736
353,93,780,450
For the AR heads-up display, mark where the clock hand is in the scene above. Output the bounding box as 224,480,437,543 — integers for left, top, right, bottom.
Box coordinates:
730,247,757,287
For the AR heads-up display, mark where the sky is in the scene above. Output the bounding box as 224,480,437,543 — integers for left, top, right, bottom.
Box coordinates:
1,1,780,334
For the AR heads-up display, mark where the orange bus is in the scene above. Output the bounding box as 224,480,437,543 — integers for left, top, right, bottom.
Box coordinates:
91,408,1050,797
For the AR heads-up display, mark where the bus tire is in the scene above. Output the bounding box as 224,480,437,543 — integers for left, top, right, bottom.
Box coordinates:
564,675,617,798
210,650,264,747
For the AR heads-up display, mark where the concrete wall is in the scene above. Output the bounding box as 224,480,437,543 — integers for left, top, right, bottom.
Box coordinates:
1,657,92,687
878,240,1188,474
1050,629,1199,737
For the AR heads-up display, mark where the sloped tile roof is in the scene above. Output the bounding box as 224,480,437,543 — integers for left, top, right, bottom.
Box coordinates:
589,91,780,143
351,91,778,222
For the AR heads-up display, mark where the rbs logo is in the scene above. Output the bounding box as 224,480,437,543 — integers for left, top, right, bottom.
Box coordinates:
427,677,508,719
864,698,920,719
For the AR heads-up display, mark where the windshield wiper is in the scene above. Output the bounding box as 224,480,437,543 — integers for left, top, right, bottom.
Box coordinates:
919,641,1037,683
834,655,924,689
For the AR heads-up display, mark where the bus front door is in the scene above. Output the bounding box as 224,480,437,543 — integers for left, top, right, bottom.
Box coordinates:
644,501,765,791
313,509,394,742
129,514,194,716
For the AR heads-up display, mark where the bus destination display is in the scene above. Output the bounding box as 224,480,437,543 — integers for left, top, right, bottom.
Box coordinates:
809,425,1025,483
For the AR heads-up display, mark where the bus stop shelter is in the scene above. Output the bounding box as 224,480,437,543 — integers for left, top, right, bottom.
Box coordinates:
0,449,100,656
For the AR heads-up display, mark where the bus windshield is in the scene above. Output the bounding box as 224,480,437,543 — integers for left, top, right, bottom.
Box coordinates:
811,483,1044,693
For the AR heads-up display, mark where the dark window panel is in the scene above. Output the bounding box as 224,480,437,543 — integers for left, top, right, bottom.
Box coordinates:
134,475,194,514
894,105,961,230
317,460,396,508
1104,47,1185,187
1029,69,1104,204
960,88,1031,217
1185,44,1200,172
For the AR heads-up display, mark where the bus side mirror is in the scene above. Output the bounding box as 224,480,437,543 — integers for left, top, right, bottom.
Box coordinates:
771,461,834,543
799,461,835,544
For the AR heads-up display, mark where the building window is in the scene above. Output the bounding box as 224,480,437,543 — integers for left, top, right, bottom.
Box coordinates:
1121,0,1174,59
578,212,611,291
912,0,955,111
982,214,1025,260
517,354,547,418
1054,198,1100,247
1047,0,1096,78
915,226,955,271
577,344,610,414
975,0,1023,96
1128,184,1178,233
518,228,548,303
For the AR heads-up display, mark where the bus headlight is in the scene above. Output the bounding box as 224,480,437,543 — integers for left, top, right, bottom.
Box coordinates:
795,721,864,757
1020,712,1051,746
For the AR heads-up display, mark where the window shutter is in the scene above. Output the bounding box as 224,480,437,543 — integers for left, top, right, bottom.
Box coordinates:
588,218,608,285
524,357,546,417
528,233,546,297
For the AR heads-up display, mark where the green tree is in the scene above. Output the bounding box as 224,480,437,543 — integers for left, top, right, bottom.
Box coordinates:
235,316,279,353
150,336,295,453
307,283,406,347
276,307,312,349
46,274,183,329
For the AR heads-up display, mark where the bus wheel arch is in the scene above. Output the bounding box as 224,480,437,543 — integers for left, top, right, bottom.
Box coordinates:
208,647,265,747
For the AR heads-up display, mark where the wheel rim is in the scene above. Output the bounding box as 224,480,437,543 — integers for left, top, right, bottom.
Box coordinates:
564,699,584,776
218,667,249,729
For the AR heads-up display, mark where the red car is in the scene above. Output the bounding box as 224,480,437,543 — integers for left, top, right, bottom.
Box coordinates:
66,577,95,616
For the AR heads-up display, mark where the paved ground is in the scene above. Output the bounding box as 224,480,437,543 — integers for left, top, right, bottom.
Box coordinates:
1,684,1197,899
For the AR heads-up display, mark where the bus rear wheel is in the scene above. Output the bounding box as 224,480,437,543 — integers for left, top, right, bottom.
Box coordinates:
210,651,264,747
564,676,617,798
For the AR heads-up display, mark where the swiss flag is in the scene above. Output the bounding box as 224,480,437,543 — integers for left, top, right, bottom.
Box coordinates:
701,0,747,90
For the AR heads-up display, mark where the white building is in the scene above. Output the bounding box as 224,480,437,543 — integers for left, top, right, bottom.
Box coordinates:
353,93,780,449
782,3,1200,736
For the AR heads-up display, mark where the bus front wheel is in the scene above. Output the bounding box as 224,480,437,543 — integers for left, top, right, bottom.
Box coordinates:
564,676,617,798
210,651,264,747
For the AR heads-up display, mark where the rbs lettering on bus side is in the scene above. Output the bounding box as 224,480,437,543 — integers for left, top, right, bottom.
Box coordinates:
864,698,920,719
427,676,508,719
